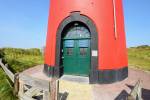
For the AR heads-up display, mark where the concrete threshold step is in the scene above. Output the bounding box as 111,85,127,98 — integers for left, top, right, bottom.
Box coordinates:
60,75,89,84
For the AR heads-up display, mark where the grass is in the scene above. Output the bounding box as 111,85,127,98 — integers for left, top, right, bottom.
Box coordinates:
128,45,150,71
1,48,44,72
0,46,149,99
0,48,44,100
3,54,43,73
0,68,17,100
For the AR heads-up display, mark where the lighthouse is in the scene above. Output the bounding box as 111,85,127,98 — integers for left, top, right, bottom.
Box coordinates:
44,0,128,84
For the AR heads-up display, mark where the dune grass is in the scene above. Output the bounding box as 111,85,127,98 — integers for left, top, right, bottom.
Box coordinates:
0,68,17,100
0,46,149,99
1,48,44,72
128,45,150,71
0,48,44,100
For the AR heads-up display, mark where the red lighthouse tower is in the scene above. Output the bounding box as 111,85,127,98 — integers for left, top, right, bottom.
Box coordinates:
44,0,128,84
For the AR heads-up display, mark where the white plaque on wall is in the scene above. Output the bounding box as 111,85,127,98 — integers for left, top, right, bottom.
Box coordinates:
92,50,98,57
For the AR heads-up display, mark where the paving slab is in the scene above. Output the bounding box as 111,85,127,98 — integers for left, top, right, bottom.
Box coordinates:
22,65,150,100
60,75,89,84
92,68,150,100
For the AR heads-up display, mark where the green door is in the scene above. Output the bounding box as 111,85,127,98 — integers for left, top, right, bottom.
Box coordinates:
62,24,91,76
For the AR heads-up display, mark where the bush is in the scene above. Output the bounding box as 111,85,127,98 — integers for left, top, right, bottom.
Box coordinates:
0,49,5,58
0,48,44,100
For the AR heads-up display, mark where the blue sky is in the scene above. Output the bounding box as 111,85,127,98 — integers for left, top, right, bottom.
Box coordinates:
0,0,149,48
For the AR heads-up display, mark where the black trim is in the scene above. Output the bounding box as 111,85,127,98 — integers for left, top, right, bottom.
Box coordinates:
97,67,128,84
44,64,63,77
44,64,128,84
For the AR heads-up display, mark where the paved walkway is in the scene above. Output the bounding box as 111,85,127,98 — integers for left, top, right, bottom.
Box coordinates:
92,68,150,100
22,65,150,100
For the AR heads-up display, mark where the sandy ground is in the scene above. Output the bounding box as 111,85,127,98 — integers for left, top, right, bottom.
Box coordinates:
22,65,150,100
59,80,92,100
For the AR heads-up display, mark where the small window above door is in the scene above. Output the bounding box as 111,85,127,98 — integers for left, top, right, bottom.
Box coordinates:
64,24,90,39
79,40,89,47
64,40,74,47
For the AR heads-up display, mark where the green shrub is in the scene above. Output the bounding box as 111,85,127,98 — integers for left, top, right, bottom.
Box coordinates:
0,48,44,100
0,49,5,58
128,45,150,71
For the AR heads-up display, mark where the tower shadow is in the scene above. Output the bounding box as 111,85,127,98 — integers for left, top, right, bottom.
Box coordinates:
115,90,129,100
115,84,150,100
59,92,69,100
127,84,150,100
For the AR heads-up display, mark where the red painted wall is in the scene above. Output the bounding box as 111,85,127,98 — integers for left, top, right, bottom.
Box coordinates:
45,0,128,70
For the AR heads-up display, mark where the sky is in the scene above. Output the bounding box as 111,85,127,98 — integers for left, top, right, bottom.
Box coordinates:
0,0,149,48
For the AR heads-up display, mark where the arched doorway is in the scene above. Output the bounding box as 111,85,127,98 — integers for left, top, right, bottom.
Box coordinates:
53,12,98,83
62,22,91,76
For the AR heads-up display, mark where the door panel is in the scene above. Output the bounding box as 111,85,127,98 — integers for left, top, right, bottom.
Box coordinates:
77,40,90,75
63,39,90,76
63,40,77,74
62,23,91,76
